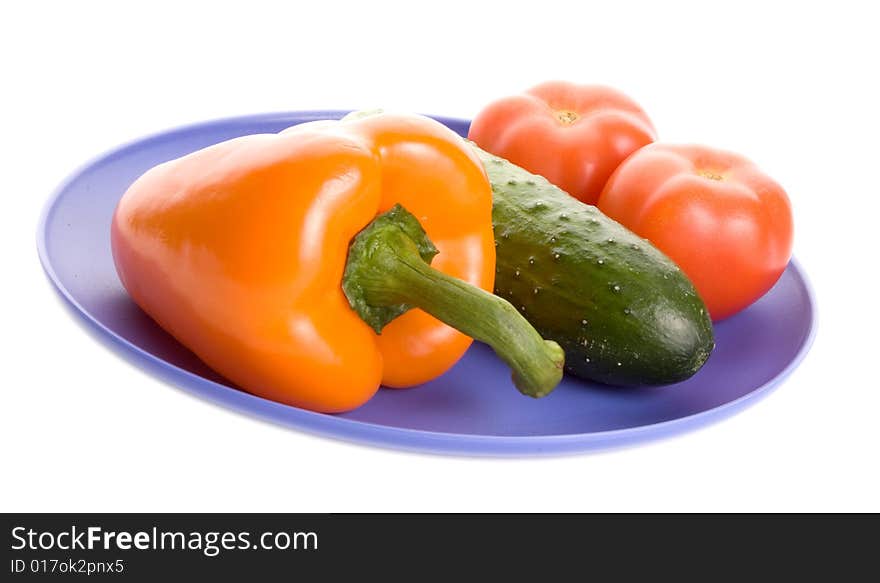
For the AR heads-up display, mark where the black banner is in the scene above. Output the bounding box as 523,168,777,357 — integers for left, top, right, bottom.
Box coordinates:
1,514,875,579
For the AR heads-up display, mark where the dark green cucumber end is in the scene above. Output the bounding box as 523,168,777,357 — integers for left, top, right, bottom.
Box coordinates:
472,142,716,387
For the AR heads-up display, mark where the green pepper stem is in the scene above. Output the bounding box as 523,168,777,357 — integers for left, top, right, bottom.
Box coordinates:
343,204,564,398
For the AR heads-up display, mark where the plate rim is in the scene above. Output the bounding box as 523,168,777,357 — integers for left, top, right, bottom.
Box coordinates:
35,110,819,456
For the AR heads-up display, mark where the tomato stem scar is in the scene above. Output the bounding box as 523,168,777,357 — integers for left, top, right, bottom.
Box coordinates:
697,169,725,181
555,110,580,125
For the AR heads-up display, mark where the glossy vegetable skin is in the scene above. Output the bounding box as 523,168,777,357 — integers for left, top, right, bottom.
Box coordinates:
598,143,794,320
475,145,714,386
468,81,656,205
112,112,563,413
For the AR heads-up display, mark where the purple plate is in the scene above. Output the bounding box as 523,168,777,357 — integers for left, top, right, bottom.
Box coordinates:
37,111,817,456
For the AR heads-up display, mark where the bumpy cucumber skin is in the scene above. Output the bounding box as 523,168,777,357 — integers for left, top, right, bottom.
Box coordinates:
476,147,714,386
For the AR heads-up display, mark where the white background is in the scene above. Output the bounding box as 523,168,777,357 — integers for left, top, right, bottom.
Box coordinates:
2,1,878,512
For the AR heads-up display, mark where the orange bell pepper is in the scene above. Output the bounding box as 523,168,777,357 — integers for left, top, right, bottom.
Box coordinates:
111,112,564,413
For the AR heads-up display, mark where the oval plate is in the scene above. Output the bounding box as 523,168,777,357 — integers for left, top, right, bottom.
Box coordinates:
37,111,817,456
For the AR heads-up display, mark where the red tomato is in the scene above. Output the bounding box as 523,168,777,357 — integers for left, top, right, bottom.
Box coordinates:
468,81,656,204
597,144,794,321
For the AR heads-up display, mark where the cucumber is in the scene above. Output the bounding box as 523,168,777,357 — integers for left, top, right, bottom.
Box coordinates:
473,145,714,386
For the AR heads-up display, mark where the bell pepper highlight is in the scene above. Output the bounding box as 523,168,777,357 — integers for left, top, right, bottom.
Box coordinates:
111,111,564,413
